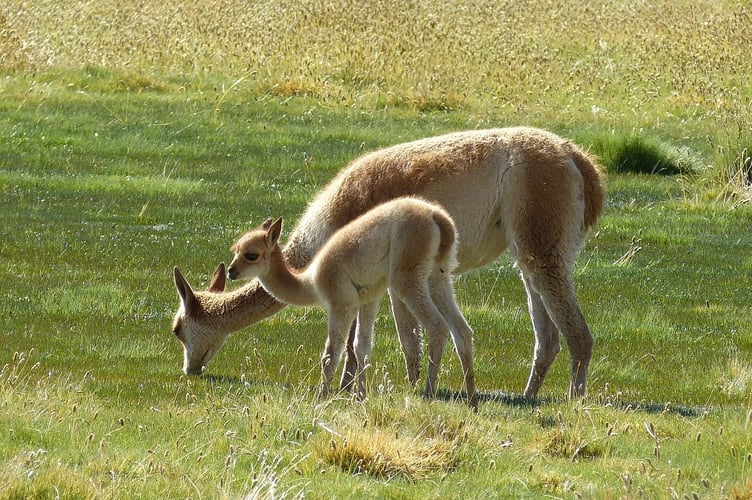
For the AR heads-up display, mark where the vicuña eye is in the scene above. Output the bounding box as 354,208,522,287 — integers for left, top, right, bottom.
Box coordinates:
244,253,259,262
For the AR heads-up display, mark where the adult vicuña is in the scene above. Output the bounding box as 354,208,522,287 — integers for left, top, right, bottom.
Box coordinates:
227,198,477,407
171,126,605,399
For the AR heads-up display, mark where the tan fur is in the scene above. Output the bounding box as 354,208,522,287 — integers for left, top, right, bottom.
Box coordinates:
227,198,477,407
171,126,605,399
172,263,285,374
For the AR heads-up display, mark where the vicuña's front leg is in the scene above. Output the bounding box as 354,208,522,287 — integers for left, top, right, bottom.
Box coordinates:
351,301,379,401
319,308,357,400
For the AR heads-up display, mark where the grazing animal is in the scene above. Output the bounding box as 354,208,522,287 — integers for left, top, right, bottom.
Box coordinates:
226,198,477,407
172,263,227,375
171,126,605,399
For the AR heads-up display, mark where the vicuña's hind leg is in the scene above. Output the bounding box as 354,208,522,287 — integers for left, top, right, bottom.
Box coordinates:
520,273,561,398
519,264,593,399
394,282,451,401
429,274,477,409
340,320,358,393
388,291,422,386
423,327,450,401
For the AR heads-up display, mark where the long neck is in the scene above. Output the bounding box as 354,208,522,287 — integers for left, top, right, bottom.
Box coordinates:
259,248,319,306
198,279,286,334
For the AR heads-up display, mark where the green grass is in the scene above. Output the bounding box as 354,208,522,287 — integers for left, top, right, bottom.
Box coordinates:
2,75,751,499
2,0,752,497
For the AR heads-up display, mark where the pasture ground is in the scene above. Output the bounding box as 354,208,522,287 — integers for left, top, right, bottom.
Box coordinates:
1,1,752,497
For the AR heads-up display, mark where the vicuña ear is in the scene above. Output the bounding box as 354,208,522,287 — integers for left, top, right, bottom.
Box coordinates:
173,266,198,313
262,218,274,230
208,262,226,293
267,217,283,246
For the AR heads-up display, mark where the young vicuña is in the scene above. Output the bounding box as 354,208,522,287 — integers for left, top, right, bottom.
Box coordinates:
171,126,605,399
227,198,477,407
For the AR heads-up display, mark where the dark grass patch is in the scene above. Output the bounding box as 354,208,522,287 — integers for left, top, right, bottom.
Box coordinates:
581,131,703,176
608,135,700,175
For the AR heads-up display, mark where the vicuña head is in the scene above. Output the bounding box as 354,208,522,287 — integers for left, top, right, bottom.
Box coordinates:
171,261,286,375
172,262,227,375
228,218,281,282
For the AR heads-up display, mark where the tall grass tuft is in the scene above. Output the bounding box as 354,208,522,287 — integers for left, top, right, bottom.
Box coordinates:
592,132,702,175
0,350,40,401
243,450,308,499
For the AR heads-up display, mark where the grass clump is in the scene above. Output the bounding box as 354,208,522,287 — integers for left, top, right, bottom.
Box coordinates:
316,427,459,481
537,407,608,462
730,477,752,500
592,132,703,175
542,427,605,461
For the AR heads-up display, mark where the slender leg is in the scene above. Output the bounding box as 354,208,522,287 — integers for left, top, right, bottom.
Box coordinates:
520,265,593,399
520,272,561,398
340,319,358,393
388,290,422,386
429,274,477,409
393,282,451,401
352,301,379,400
424,328,450,401
319,306,359,400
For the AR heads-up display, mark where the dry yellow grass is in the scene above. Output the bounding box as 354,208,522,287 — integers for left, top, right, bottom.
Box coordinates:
316,427,459,480
5,0,749,201
2,0,749,119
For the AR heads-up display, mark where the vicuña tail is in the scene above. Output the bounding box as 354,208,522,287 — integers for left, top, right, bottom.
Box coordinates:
432,210,458,272
570,145,606,230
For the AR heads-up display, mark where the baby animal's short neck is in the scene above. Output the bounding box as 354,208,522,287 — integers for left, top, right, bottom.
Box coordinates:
259,247,319,306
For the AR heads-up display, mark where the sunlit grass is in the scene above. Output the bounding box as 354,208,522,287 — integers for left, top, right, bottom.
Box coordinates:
3,0,750,205
1,81,751,495
2,1,750,145
1,0,752,496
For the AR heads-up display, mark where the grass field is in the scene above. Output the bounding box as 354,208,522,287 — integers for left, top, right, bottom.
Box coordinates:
2,1,752,498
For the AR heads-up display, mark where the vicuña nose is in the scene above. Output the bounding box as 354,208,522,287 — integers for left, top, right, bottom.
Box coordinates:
227,267,238,280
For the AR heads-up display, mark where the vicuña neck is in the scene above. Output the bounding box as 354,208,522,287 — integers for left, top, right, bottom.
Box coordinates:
199,279,286,334
258,248,319,307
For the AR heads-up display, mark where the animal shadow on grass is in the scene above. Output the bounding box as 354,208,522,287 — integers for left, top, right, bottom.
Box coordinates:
437,388,544,408
437,388,705,417
198,376,704,417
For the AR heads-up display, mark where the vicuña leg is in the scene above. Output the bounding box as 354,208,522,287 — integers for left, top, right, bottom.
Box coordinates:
320,306,359,400
388,291,422,386
394,282,451,401
429,273,477,409
340,320,358,393
352,301,379,401
520,264,594,399
521,273,562,398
